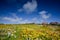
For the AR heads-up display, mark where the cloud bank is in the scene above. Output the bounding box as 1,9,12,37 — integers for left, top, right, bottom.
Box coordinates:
39,10,51,23
0,0,52,24
2,14,22,23
18,0,37,14
39,10,51,19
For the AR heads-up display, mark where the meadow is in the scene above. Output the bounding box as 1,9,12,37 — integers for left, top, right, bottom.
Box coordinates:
0,24,60,40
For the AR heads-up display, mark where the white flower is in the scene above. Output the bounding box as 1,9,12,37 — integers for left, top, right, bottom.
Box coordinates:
14,31,16,33
14,35,17,38
11,34,14,36
7,32,11,37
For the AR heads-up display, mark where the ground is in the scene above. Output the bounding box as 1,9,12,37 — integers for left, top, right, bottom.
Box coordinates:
0,24,60,40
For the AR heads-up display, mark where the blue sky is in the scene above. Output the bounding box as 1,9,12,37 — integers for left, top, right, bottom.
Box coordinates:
0,0,60,24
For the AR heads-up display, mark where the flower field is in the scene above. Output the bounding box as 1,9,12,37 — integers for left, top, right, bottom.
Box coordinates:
0,24,60,40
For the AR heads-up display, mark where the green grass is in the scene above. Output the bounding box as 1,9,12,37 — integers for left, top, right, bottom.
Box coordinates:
0,24,60,40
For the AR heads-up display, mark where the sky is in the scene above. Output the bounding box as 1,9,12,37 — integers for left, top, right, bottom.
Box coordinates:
0,0,60,24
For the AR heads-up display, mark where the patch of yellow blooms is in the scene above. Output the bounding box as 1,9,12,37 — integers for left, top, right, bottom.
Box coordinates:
20,28,60,40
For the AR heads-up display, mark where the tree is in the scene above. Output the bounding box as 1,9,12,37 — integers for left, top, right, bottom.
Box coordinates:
50,22,59,25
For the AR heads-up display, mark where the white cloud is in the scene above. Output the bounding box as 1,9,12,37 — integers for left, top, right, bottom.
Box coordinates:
39,10,51,23
32,17,37,21
18,0,37,13
1,13,34,24
20,18,37,24
3,17,17,22
39,11,47,15
23,19,30,23
19,19,32,24
2,14,22,22
31,17,37,23
39,10,51,19
40,19,44,23
3,17,22,22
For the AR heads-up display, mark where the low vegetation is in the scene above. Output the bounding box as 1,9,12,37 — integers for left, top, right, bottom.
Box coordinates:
0,24,60,40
